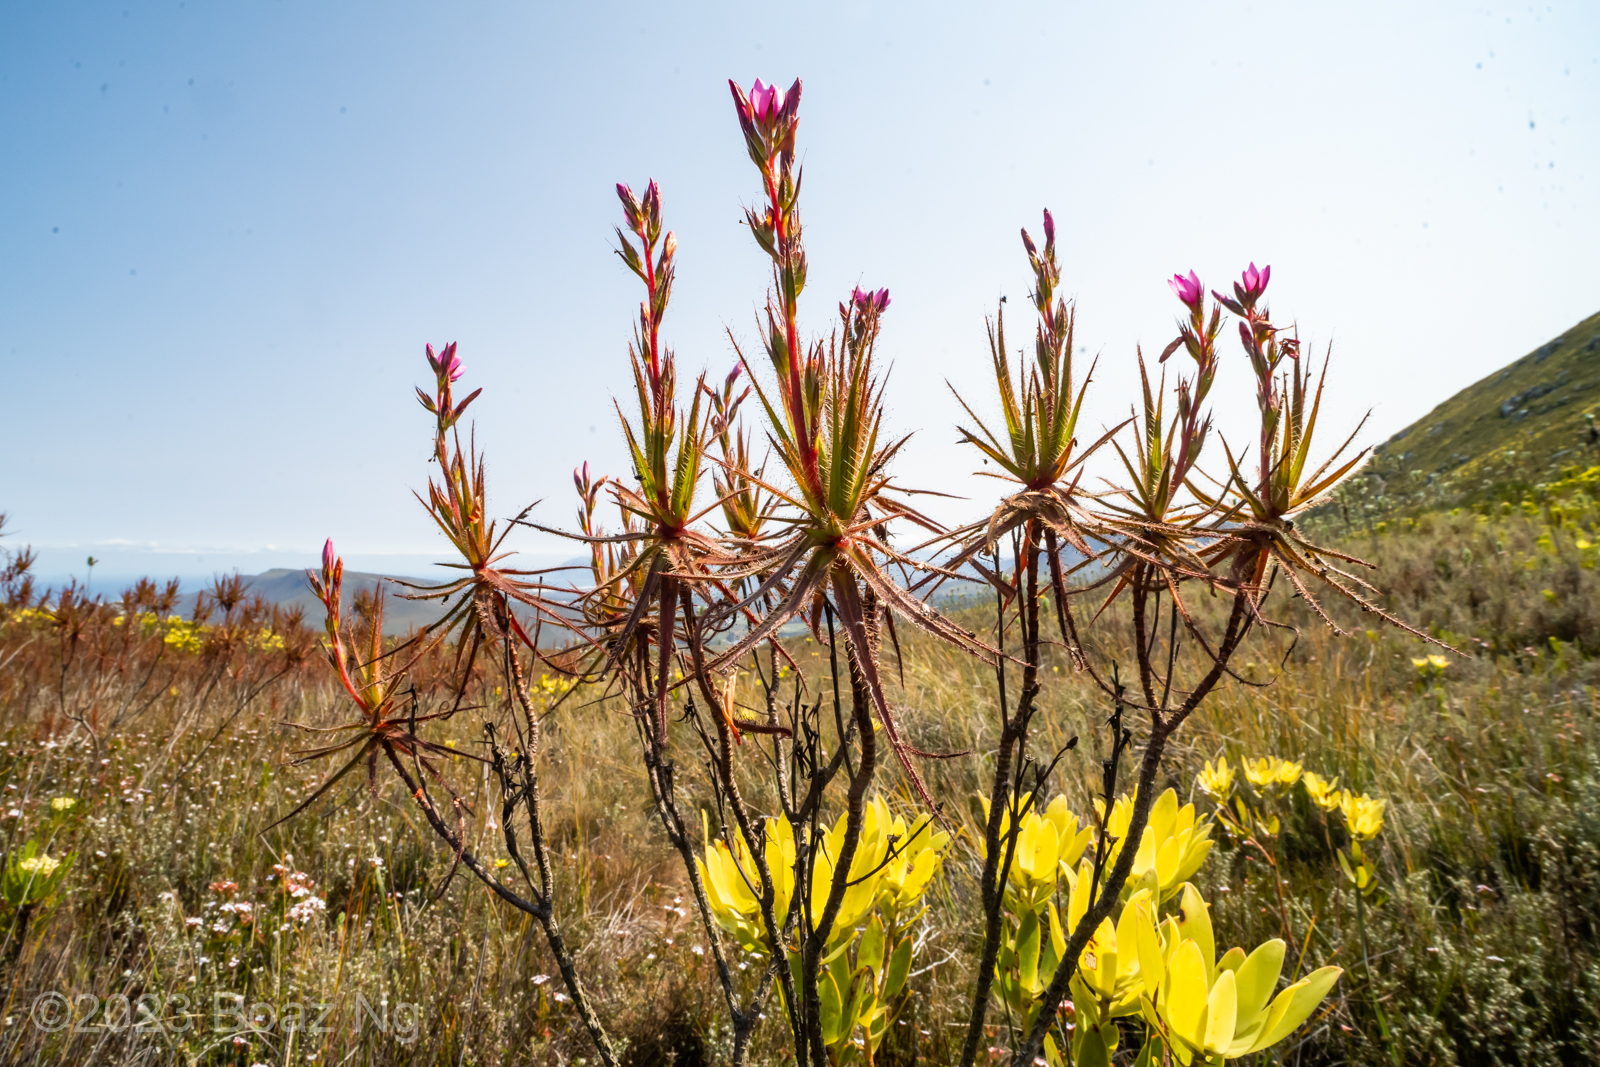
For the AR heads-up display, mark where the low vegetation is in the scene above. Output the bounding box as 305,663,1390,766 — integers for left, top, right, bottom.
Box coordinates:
5,74,1599,1067
1,481,1597,1065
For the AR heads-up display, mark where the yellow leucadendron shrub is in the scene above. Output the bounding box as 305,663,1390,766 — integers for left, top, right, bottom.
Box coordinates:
1241,755,1303,796
1097,788,1214,902
1135,884,1342,1065
698,796,948,958
981,794,1096,914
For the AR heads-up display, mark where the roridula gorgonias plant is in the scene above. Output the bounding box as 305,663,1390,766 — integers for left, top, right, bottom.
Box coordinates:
278,74,1449,1067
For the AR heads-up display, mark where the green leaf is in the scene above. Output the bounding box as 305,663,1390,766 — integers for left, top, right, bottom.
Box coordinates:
819,970,845,1046
859,914,886,982
885,935,912,999
1017,909,1042,991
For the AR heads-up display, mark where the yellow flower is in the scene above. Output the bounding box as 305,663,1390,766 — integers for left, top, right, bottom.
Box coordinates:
1098,788,1214,902
1136,883,1343,1061
494,858,510,869
1242,756,1302,796
981,794,1095,913
1339,793,1386,841
1300,772,1342,812
18,855,61,878
1054,868,1151,1030
1411,654,1448,673
699,796,947,958
1196,757,1235,799
49,797,78,814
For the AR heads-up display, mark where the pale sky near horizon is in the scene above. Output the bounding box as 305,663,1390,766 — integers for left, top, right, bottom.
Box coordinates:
4,1,1597,588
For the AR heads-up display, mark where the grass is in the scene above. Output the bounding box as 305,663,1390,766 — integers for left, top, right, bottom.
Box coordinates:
2,489,1600,1065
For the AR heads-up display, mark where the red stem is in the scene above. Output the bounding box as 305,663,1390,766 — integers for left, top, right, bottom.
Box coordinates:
764,167,821,500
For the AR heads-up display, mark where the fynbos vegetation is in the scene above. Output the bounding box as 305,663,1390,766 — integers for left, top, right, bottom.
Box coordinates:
3,77,1599,1067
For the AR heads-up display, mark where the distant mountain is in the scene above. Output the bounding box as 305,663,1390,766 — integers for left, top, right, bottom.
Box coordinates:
179,568,447,635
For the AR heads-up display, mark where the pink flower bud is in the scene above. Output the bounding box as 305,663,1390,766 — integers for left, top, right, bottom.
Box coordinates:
725,363,743,388
1239,262,1270,299
321,539,336,574
1041,209,1055,248
728,79,753,123
1168,270,1203,310
1020,228,1037,257
427,342,463,382
850,287,890,314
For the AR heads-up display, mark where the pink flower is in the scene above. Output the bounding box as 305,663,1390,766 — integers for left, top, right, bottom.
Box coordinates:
426,342,462,382
1168,271,1203,309
321,539,336,574
730,77,801,130
1239,262,1270,299
750,78,780,121
851,287,891,313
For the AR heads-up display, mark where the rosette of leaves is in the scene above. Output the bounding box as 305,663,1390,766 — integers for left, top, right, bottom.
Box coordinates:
698,797,946,1064
1133,884,1343,1065
980,794,1096,914
1096,788,1215,902
2,840,73,909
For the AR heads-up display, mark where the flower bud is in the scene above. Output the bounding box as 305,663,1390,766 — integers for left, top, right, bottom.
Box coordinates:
1168,270,1203,310
1241,262,1269,299
616,183,644,235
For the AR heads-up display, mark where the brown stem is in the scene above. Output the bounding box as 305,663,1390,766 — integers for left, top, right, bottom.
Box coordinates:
799,614,878,1067
678,589,799,1057
384,746,618,1066
1011,584,1253,1067
959,524,1044,1067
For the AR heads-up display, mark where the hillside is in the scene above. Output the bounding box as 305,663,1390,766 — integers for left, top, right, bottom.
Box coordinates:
1377,309,1600,471
1324,309,1600,524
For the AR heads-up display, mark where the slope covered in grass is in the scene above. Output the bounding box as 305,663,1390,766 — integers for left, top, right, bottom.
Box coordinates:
1376,309,1600,476
1324,310,1600,526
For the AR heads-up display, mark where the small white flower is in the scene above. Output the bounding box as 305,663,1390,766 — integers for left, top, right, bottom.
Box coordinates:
532,974,550,985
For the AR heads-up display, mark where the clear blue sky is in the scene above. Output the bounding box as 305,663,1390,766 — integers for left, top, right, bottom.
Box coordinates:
4,1,1596,587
